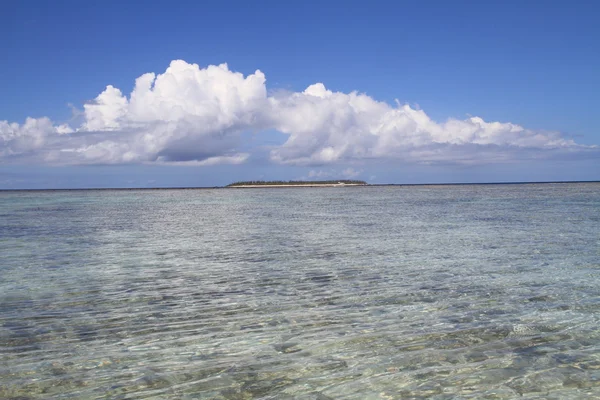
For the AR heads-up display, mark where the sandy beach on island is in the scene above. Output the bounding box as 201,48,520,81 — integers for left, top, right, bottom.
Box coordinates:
228,183,367,188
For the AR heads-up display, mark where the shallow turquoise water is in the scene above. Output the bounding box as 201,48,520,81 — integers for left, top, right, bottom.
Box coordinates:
1,183,599,399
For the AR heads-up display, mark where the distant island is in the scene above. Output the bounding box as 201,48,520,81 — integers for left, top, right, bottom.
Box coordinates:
226,180,367,188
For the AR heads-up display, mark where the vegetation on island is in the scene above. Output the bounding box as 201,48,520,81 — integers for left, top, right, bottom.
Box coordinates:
226,180,367,187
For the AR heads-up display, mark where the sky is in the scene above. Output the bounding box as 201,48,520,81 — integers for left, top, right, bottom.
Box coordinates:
1,0,599,188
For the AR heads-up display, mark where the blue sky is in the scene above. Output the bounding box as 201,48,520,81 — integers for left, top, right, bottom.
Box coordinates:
1,0,599,188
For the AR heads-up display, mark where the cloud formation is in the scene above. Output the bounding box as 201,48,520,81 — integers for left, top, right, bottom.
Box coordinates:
0,60,596,166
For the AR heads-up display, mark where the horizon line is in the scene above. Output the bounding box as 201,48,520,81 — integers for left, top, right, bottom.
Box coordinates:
1,180,599,192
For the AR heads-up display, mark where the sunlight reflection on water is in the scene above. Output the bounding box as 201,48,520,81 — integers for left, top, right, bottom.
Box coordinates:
1,183,599,399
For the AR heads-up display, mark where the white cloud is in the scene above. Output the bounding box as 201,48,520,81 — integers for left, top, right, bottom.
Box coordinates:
0,60,597,167
0,117,62,158
83,85,128,131
268,86,588,165
154,153,249,166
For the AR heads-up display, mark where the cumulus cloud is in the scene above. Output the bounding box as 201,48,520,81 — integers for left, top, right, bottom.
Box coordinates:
267,84,589,165
0,60,596,166
0,117,72,160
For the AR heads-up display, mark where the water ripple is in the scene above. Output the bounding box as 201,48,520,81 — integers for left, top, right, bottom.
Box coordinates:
1,184,599,399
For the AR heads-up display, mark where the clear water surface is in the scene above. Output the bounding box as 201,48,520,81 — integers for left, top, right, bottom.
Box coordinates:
1,183,599,399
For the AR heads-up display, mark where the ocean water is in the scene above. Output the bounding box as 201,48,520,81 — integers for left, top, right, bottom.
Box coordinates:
1,183,599,399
